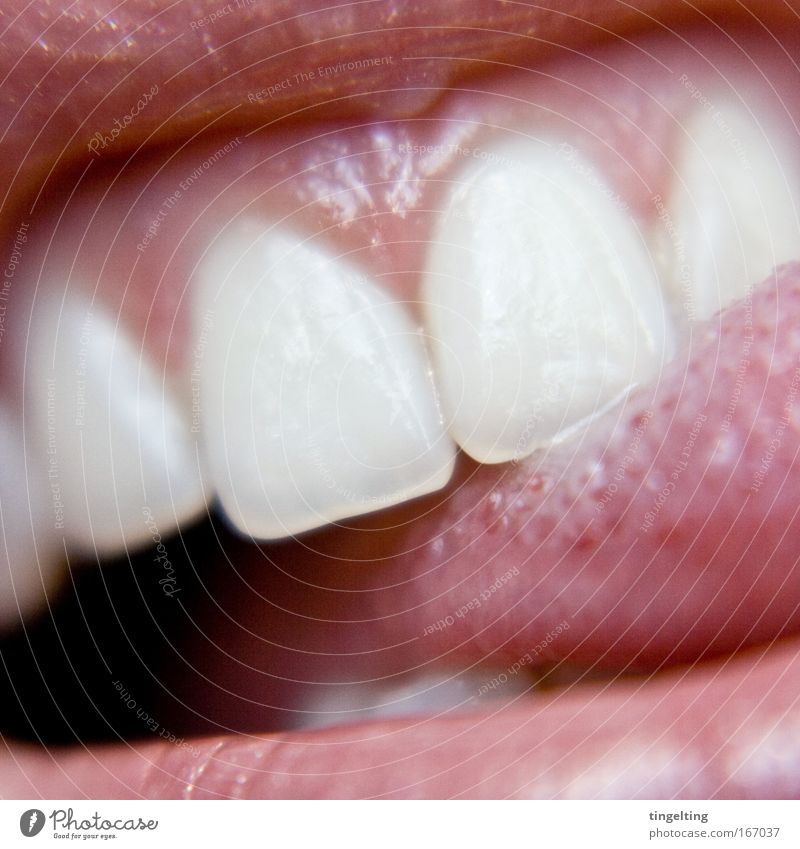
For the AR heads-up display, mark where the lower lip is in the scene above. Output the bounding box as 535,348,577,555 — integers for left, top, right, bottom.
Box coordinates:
5,634,799,798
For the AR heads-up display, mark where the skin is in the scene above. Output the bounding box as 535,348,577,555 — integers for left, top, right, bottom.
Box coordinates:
1,0,800,799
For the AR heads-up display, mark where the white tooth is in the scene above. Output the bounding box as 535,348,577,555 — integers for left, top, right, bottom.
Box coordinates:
422,140,674,464
297,667,536,730
196,223,455,540
25,293,205,555
0,404,63,628
666,96,800,321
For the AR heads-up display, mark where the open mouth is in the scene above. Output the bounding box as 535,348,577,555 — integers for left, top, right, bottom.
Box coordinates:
1,0,800,799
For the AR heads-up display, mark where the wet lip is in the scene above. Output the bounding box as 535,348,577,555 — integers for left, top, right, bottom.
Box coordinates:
2,0,800,799
5,638,800,798
2,0,796,230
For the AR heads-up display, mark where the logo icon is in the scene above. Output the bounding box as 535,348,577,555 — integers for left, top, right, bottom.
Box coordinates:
19,809,46,837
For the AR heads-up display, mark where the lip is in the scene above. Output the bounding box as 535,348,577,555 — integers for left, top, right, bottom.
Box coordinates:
3,0,798,230
2,0,800,799
4,638,800,798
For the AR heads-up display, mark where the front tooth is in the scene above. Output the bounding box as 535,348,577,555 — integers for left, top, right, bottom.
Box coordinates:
25,293,205,555
0,404,63,628
422,140,674,464
196,223,455,540
666,96,800,321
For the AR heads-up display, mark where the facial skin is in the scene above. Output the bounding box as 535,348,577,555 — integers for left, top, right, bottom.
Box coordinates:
1,0,800,799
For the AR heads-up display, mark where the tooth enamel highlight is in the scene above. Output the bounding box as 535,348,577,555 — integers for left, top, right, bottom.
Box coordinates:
196,224,455,540
25,294,205,555
0,405,63,627
422,140,674,464
667,97,800,321
299,667,537,729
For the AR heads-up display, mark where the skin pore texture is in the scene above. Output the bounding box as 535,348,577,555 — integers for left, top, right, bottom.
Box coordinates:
1,0,800,799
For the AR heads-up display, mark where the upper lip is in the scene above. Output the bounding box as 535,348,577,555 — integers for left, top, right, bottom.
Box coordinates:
3,0,797,231
2,0,800,799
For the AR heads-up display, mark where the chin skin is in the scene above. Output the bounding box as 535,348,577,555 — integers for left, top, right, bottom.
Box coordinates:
1,0,800,799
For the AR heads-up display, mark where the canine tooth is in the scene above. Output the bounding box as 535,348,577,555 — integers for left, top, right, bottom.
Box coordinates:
422,140,674,464
0,405,63,628
25,293,205,555
666,97,800,321
195,223,455,540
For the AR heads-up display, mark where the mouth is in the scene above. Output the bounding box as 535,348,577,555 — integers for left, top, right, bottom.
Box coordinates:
1,0,800,800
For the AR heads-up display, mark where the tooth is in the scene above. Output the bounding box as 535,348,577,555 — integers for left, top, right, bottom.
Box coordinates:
0,403,63,628
25,293,205,555
666,96,800,321
298,666,537,729
195,223,455,540
422,140,674,464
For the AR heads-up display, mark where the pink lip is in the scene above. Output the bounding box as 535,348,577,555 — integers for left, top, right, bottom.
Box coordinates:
4,637,800,798
2,0,797,228
2,0,800,799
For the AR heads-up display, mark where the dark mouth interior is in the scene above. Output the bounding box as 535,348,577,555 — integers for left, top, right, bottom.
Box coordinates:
0,512,227,745
0,494,640,746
